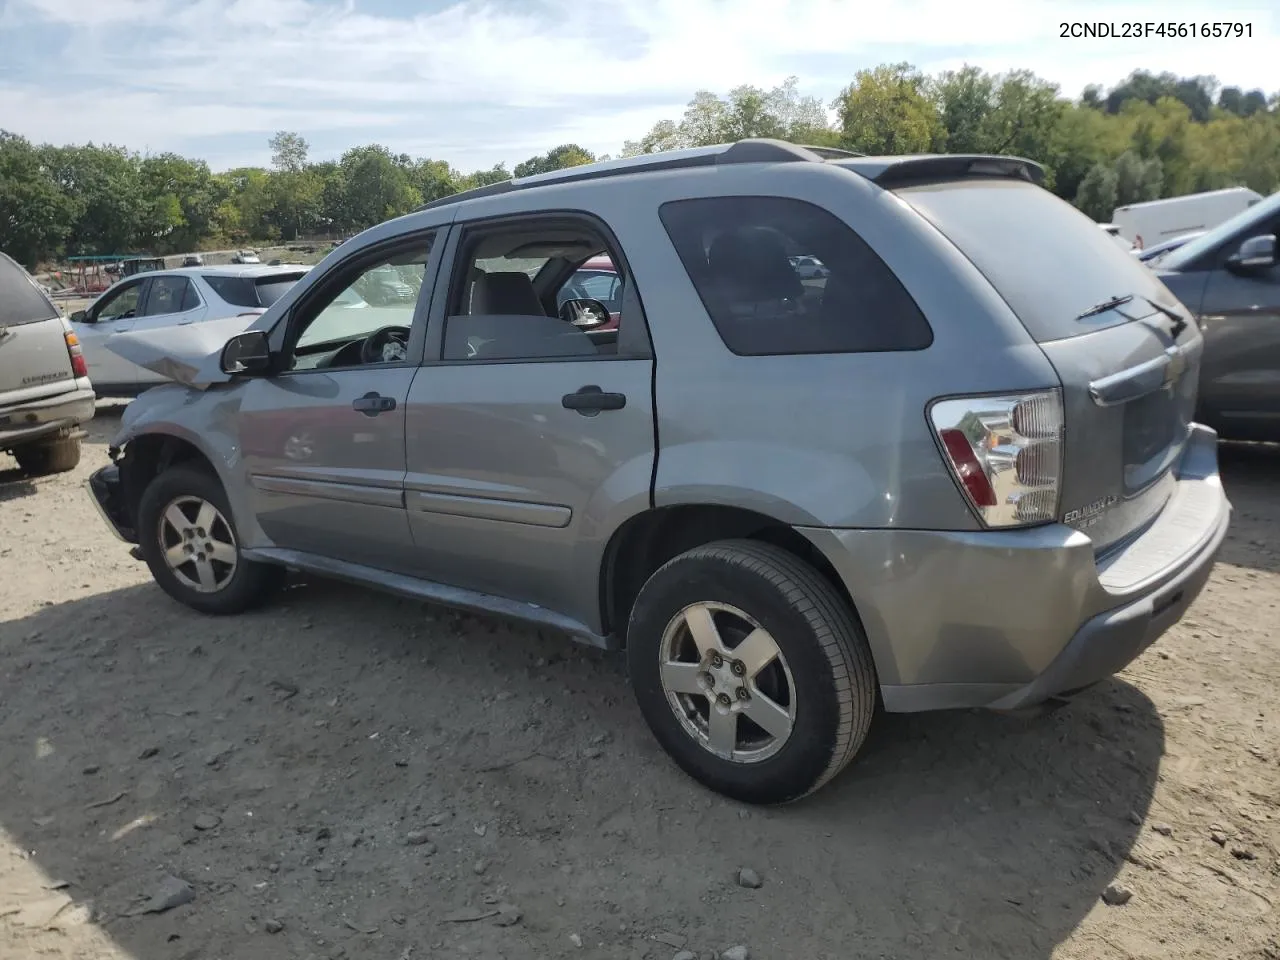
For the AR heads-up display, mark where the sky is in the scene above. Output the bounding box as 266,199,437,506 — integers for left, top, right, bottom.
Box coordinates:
0,0,1277,173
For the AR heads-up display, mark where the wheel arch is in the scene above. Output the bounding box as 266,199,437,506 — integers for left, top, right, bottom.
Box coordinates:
599,503,866,648
117,429,219,531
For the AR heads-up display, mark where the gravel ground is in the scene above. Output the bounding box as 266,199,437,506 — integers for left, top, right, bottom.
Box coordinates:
2,404,1278,960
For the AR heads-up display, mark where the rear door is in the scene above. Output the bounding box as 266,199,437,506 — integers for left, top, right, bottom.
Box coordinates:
898,178,1201,551
402,213,655,631
72,277,152,394
129,275,209,386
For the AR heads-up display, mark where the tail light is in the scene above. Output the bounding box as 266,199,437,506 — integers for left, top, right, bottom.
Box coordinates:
64,328,89,377
929,390,1063,527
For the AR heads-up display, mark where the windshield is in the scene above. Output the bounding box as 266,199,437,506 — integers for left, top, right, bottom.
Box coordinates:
896,178,1169,341
1160,189,1280,271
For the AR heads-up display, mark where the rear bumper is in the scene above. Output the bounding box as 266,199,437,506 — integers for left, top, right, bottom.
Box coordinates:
87,464,137,543
0,385,95,447
802,423,1231,712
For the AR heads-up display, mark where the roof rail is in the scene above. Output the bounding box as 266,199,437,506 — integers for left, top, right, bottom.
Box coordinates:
416,138,851,212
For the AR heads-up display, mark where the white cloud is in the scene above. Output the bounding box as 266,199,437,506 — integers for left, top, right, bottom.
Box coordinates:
1,0,1277,170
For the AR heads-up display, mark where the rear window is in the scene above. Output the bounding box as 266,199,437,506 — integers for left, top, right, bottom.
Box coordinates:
0,253,58,327
659,196,932,355
896,179,1167,342
204,273,304,308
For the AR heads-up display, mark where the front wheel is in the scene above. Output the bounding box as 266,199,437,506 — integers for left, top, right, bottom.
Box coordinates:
136,465,283,615
626,539,878,805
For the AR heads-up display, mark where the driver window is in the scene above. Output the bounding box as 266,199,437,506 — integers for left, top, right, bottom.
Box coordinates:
95,281,144,322
289,234,435,371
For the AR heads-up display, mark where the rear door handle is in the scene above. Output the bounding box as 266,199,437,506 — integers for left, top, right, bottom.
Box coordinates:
562,385,626,414
352,392,397,416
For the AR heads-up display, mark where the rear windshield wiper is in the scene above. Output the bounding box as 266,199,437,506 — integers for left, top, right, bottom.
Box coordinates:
1076,294,1134,319
1142,297,1188,338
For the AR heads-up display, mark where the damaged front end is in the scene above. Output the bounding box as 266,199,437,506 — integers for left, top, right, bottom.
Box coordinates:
87,458,137,545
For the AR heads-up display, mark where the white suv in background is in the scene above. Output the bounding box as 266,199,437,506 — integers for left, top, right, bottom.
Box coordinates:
1,252,95,475
70,264,309,397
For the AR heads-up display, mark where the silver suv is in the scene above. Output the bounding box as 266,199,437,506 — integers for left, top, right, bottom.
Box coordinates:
1,253,95,475
87,141,1231,804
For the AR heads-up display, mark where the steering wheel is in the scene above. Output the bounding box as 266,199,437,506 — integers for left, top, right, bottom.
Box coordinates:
360,325,411,365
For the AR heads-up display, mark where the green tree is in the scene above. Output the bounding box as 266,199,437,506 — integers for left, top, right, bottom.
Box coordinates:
333,144,422,231
931,65,996,153
457,164,510,190
269,131,309,174
513,144,595,179
406,158,457,205
136,153,223,252
0,131,78,267
38,143,142,254
1113,150,1164,205
622,76,835,156
1074,162,1118,221
832,62,943,154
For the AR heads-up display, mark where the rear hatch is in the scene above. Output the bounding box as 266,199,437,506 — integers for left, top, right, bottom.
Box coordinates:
895,177,1200,552
0,253,78,405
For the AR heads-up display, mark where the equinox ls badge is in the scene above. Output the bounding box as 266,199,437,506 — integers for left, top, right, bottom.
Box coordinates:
1063,494,1119,529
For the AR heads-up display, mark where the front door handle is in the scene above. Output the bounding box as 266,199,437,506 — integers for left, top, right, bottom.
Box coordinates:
562,385,626,415
352,392,396,417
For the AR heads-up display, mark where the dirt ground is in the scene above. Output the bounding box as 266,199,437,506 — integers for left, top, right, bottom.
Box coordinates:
2,405,1278,960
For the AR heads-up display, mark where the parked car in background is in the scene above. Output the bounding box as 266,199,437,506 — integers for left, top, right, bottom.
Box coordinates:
70,264,309,397
1,252,95,475
231,250,261,264
88,141,1227,804
182,255,204,267
1138,230,1205,265
790,255,830,278
1113,186,1263,247
1156,189,1280,441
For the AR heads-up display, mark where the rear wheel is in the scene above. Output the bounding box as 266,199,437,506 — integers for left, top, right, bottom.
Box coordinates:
137,465,283,615
626,539,877,804
13,434,81,475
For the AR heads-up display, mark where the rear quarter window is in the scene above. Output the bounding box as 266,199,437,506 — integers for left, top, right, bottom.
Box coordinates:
658,196,932,356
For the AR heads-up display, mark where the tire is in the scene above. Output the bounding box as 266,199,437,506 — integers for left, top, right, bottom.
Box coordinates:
136,465,284,615
626,539,877,805
14,434,81,475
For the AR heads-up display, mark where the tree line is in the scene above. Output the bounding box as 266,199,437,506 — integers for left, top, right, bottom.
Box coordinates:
2,66,1278,270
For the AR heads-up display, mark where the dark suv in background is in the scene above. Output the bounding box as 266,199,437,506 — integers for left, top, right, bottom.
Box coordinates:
1155,189,1280,441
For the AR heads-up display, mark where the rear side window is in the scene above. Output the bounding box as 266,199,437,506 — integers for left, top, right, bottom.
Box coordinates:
659,196,932,355
140,276,197,316
204,273,304,308
896,179,1173,341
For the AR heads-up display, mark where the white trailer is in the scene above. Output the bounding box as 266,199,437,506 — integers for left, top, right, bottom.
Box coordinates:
1112,187,1263,247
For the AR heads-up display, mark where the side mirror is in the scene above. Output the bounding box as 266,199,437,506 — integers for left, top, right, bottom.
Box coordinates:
70,309,88,323
1228,234,1277,271
220,330,272,376
559,298,612,329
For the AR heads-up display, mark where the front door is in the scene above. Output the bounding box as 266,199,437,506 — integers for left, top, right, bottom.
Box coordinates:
238,231,442,572
403,215,655,631
73,276,152,394
1198,230,1280,440
128,274,209,387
